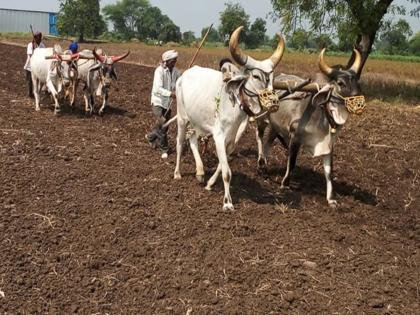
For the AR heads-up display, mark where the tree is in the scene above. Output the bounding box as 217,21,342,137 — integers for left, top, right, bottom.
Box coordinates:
201,27,221,42
288,28,311,50
218,2,250,44
408,32,420,55
377,19,413,54
158,23,182,43
57,0,106,41
103,0,149,40
182,31,196,45
270,0,420,78
246,18,267,48
136,6,171,40
103,0,181,42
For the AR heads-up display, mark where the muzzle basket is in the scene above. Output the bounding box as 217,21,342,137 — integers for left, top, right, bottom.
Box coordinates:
344,95,366,115
258,89,280,113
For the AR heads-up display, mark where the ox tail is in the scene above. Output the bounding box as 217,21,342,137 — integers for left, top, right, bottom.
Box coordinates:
162,115,177,129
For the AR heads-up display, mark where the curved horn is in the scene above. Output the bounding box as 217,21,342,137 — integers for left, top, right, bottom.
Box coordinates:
229,26,247,66
111,51,130,63
349,48,362,74
269,33,285,67
318,48,334,76
93,48,106,63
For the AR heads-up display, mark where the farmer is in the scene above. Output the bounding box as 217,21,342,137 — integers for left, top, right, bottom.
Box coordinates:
24,31,46,98
68,41,79,54
145,49,181,159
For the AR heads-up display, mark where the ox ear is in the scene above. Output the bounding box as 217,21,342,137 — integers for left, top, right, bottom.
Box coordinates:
88,63,102,72
111,68,118,80
226,74,247,91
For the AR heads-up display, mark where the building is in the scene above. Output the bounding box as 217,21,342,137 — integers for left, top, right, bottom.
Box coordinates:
0,8,58,35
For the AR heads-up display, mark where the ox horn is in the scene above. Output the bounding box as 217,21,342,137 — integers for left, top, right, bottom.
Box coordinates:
269,33,285,68
349,48,362,74
229,26,248,66
318,48,334,77
111,51,130,63
93,48,106,63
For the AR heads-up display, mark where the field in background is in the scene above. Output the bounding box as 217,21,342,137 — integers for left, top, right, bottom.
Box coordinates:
2,34,419,105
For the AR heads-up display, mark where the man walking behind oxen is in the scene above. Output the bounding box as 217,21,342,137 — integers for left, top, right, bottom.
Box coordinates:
145,49,181,159
24,31,45,98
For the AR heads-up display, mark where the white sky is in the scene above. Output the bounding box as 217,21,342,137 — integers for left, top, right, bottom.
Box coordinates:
0,0,418,36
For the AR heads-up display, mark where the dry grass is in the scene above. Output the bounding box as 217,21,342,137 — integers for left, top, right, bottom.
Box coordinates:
2,35,419,104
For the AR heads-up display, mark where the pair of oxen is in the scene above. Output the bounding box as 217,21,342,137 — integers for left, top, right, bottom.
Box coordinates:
173,26,365,211
30,45,129,115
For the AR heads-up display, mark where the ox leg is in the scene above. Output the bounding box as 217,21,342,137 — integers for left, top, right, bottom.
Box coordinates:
256,119,269,169
33,77,41,111
322,154,337,207
70,80,78,107
189,134,205,183
281,140,300,189
46,81,60,114
205,163,222,191
174,118,187,180
99,90,108,116
213,133,234,211
83,87,93,114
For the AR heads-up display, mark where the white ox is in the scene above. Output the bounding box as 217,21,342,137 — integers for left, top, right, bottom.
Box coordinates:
30,45,82,113
174,26,285,211
84,49,129,115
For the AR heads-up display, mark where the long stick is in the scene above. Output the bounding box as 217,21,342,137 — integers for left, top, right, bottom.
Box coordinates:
187,24,213,69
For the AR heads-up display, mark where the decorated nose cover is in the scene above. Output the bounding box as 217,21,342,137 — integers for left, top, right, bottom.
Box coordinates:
258,88,280,113
343,95,366,115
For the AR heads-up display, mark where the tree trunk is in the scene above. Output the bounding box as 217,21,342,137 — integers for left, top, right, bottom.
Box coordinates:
78,32,85,43
346,33,374,80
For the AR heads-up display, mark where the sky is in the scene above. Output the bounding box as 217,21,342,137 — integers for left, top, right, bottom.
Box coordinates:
0,0,419,36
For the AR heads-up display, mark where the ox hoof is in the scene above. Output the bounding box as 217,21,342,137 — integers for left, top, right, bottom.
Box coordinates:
174,173,182,180
205,184,212,191
35,107,40,112
54,109,61,115
222,203,234,211
328,199,338,208
196,174,205,183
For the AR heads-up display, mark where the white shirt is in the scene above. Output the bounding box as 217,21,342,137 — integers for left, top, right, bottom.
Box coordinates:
150,64,180,109
24,41,46,71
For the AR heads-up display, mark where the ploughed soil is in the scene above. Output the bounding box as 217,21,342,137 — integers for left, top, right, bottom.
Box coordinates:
0,43,419,315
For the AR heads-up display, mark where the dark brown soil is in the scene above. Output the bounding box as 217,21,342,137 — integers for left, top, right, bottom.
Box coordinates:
0,43,419,315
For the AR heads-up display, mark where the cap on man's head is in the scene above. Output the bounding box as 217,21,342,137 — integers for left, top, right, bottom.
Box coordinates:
69,42,78,54
162,49,178,62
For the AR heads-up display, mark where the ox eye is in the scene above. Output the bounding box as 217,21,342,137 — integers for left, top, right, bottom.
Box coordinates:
253,75,260,79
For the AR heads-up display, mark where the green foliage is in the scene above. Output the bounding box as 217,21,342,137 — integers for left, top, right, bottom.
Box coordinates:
158,23,182,43
136,6,170,41
218,2,250,44
103,0,181,42
103,0,149,40
182,31,196,45
246,18,267,49
408,32,420,55
57,0,106,41
201,27,221,43
377,19,413,54
288,28,311,50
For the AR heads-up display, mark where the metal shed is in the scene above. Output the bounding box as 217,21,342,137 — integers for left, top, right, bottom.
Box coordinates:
0,8,58,35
